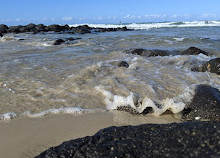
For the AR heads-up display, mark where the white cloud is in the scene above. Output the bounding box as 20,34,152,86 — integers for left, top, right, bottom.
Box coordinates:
201,13,217,18
62,17,73,21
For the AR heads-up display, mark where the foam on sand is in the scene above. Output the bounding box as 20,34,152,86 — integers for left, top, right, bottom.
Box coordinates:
0,107,102,120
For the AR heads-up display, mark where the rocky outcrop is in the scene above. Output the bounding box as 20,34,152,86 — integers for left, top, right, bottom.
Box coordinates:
36,121,220,158
191,58,220,75
0,24,132,35
182,85,220,121
126,47,210,57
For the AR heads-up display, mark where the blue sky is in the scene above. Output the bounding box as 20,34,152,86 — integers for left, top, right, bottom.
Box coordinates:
0,0,220,25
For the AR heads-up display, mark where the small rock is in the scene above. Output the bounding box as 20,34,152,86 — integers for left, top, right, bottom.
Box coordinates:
118,61,129,68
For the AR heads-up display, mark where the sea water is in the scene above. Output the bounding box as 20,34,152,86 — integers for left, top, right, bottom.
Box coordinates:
0,21,220,119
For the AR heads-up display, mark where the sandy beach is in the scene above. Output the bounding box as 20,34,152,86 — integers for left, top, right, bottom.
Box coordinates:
0,111,180,158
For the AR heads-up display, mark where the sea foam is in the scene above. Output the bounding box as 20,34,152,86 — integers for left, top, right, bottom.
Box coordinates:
0,107,101,120
70,20,220,30
95,86,190,116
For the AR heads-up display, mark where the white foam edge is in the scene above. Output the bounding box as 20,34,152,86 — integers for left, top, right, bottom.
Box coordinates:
95,86,194,116
0,107,103,120
69,20,220,30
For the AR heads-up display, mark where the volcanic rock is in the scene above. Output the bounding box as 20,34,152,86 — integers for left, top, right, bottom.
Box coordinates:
36,121,220,158
182,84,220,121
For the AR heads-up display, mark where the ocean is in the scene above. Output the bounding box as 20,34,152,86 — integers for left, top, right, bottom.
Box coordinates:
0,21,220,119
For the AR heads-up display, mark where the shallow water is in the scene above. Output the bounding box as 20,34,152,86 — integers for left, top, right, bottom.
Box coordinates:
0,26,220,119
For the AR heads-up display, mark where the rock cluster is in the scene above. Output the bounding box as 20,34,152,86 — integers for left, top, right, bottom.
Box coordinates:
0,23,132,36
126,47,209,57
36,121,220,158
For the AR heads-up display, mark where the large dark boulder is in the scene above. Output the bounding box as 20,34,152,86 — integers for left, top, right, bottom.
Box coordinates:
0,32,3,37
127,48,173,57
7,25,23,33
182,85,220,121
191,58,220,75
36,121,220,158
181,47,209,56
0,24,8,33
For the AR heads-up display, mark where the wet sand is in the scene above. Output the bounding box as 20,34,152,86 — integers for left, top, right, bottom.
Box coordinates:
0,111,180,158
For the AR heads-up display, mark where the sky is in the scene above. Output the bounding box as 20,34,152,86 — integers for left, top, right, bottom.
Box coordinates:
0,0,220,25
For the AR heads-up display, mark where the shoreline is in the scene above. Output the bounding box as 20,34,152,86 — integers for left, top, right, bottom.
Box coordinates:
0,111,180,158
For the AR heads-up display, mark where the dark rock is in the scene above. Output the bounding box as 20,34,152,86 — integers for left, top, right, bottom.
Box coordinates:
0,32,3,37
35,24,46,32
18,26,30,33
181,47,209,56
18,39,25,41
0,24,8,33
71,26,91,34
66,37,81,41
36,121,220,158
26,23,36,29
191,58,220,75
53,39,65,45
7,25,23,33
206,58,220,75
117,26,129,31
46,24,66,32
182,85,220,121
128,48,173,57
118,61,129,68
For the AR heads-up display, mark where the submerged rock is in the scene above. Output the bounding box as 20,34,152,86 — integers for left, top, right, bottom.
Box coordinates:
127,47,210,57
127,48,175,57
181,47,209,56
118,61,129,68
36,121,220,158
53,39,65,45
182,85,220,121
191,58,220,75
